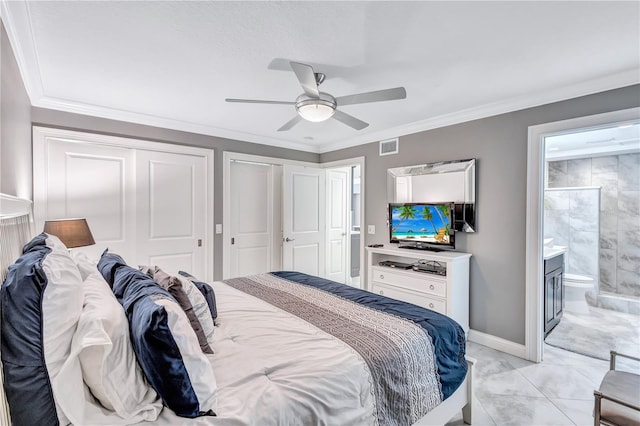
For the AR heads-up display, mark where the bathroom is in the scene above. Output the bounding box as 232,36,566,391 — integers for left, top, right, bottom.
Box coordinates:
542,122,639,360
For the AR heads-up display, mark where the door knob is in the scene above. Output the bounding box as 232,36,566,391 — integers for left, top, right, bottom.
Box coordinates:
285,237,295,242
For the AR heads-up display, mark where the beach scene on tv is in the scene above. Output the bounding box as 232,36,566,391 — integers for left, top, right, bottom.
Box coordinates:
391,204,452,244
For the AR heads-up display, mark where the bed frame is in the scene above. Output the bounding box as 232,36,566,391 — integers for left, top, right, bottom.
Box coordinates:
0,193,474,425
416,357,475,425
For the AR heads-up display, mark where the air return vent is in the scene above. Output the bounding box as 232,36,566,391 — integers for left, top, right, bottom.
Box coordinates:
379,138,399,156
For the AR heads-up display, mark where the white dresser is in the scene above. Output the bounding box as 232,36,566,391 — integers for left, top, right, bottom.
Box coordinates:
366,245,471,332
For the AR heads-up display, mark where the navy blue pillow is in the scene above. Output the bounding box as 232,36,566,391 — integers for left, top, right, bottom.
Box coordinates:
98,252,217,418
178,271,217,320
1,234,58,426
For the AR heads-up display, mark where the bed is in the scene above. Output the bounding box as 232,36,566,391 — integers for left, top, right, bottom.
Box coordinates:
0,195,474,426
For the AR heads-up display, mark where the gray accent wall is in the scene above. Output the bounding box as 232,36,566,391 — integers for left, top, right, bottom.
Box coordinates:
320,85,640,345
1,21,32,200
30,107,320,280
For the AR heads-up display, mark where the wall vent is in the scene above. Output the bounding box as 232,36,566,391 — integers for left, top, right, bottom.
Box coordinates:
379,138,399,156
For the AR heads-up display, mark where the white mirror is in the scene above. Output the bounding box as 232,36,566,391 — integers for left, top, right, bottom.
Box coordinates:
387,158,477,232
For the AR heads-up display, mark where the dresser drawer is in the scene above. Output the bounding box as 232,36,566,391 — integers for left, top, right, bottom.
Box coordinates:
371,266,446,298
372,283,446,314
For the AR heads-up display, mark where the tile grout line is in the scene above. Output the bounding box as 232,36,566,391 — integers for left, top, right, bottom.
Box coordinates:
498,348,580,425
513,362,584,426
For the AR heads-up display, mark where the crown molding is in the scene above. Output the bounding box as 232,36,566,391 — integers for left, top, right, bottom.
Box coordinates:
1,1,44,103
32,96,320,153
32,70,639,155
317,69,640,153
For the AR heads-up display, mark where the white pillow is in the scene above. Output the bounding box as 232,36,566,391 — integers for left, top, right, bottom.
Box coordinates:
177,275,216,347
77,271,161,418
41,234,85,425
53,270,162,425
71,250,99,280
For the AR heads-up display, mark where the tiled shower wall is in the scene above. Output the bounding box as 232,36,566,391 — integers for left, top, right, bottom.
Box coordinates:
547,153,640,299
544,188,599,281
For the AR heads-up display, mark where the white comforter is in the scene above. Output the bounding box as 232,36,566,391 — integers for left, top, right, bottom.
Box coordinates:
148,280,377,425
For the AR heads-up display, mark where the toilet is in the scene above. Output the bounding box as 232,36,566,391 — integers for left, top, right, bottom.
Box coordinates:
563,273,595,313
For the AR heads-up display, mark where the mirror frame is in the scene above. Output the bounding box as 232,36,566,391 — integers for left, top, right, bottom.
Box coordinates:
387,158,477,232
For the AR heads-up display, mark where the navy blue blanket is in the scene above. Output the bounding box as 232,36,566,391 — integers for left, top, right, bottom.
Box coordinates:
271,271,467,399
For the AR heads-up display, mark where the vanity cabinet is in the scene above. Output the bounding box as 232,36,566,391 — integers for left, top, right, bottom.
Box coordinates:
544,254,564,337
366,246,471,332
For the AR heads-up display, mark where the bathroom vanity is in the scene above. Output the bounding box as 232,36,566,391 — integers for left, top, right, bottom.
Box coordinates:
544,251,565,337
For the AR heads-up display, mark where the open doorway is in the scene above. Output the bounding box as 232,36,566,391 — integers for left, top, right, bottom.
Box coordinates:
525,107,639,362
541,123,640,361
323,162,363,287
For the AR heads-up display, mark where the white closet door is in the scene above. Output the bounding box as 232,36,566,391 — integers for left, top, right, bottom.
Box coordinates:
44,139,136,262
229,161,273,278
325,167,350,284
135,150,207,278
282,165,325,276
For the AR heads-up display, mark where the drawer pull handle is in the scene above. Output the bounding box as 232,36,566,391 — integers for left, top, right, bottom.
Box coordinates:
379,290,384,295
379,274,384,280
429,303,434,308
429,284,435,290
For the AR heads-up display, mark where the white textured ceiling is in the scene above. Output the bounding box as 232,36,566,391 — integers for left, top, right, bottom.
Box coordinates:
3,1,639,153
545,123,640,160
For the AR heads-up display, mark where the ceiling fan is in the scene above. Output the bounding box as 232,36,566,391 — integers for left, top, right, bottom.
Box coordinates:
225,61,407,132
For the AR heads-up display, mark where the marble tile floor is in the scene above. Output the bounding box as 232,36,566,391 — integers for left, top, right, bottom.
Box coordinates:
545,306,640,361
444,341,638,426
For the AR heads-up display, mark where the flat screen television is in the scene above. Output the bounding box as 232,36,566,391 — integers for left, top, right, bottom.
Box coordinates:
389,202,455,251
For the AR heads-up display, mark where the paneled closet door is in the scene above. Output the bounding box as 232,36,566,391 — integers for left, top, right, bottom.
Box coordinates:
229,161,274,278
325,167,350,284
135,150,207,278
44,139,137,262
282,164,326,277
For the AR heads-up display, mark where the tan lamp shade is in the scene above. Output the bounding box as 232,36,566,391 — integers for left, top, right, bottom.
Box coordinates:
43,218,96,248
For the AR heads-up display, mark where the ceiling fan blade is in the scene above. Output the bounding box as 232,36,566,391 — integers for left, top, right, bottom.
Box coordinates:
332,110,369,130
335,87,407,106
290,62,320,98
225,98,295,105
277,115,304,132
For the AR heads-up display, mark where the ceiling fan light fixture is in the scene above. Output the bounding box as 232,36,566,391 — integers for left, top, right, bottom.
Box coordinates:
296,93,336,122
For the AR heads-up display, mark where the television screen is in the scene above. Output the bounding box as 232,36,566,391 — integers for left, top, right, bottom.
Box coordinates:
389,202,455,251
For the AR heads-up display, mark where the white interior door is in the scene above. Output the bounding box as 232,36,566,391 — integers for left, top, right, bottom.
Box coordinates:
136,150,207,278
44,139,136,262
282,165,325,276
229,161,273,278
326,167,350,283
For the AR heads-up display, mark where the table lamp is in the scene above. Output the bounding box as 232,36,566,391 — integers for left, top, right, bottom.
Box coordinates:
43,218,96,248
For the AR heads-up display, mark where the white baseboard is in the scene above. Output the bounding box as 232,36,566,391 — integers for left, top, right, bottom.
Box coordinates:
467,329,527,359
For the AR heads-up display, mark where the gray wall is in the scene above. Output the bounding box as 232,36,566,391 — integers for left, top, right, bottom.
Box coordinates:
31,107,320,281
1,21,32,200
321,85,640,344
